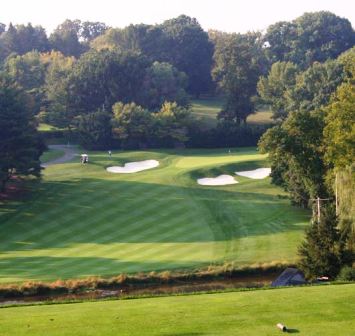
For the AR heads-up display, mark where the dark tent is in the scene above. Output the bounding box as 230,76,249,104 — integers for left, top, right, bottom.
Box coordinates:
271,268,306,287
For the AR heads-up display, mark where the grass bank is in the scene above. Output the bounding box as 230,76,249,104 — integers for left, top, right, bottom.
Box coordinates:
0,284,353,335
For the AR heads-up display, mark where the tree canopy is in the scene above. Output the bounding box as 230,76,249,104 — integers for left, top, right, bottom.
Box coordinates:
0,75,43,191
264,11,355,68
212,31,267,124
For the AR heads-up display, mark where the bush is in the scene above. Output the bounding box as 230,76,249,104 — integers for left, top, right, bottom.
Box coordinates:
337,266,355,281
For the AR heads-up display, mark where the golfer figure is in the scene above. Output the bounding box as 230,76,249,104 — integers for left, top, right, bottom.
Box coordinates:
108,150,112,157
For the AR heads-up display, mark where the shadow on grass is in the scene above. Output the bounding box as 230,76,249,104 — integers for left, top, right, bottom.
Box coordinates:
0,256,210,282
0,176,309,249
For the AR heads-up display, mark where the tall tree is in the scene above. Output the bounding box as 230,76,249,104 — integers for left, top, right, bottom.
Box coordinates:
139,61,189,110
67,49,149,118
49,20,85,57
298,206,343,279
264,11,355,68
41,51,76,128
257,61,299,120
80,21,108,43
76,108,113,149
4,51,47,115
259,108,327,207
153,102,192,147
212,32,267,124
160,15,214,96
0,76,43,192
287,60,345,113
91,16,214,96
0,23,49,62
111,102,153,149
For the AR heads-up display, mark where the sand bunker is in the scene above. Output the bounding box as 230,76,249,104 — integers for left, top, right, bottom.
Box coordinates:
197,175,238,186
235,168,271,179
106,160,159,173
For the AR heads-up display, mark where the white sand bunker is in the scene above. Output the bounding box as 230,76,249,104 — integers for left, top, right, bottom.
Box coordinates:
197,175,238,186
106,160,159,173
235,168,271,179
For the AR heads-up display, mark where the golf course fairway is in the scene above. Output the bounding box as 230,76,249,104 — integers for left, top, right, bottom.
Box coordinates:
0,148,310,283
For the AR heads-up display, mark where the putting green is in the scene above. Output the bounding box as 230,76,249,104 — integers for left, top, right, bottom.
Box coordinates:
0,148,309,283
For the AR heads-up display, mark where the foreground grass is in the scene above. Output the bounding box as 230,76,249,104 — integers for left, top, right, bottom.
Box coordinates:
0,148,309,283
1,284,354,335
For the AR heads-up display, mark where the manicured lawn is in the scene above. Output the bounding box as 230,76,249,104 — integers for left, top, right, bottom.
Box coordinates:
191,97,224,127
191,98,274,127
1,284,354,335
40,149,65,164
0,148,309,283
247,109,274,125
38,123,63,132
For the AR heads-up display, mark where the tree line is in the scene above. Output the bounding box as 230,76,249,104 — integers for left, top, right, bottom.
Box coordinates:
258,46,355,280
0,11,353,126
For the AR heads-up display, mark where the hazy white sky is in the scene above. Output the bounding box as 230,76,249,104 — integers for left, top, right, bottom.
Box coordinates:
2,0,355,33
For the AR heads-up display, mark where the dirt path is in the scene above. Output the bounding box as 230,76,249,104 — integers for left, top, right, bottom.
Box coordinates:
41,145,78,167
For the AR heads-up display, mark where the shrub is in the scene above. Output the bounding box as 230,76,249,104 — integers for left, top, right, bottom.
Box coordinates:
337,266,355,281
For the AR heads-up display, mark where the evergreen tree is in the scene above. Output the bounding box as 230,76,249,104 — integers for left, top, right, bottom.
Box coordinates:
0,76,43,192
298,206,343,279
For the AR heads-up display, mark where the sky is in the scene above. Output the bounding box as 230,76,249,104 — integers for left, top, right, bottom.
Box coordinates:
2,0,355,34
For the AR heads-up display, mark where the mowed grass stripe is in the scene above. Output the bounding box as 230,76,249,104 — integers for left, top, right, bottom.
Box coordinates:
0,148,310,283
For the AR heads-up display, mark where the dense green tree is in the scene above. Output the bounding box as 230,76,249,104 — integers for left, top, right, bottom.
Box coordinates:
41,51,76,128
153,102,192,146
49,20,85,57
3,51,47,115
0,23,49,62
111,102,153,149
264,11,355,68
67,50,149,117
333,166,355,253
287,60,345,112
298,206,343,279
92,24,151,53
263,21,296,64
91,15,214,96
322,57,355,253
0,76,43,192
257,61,299,120
324,83,355,169
212,32,267,124
259,108,327,207
80,21,108,43
160,15,214,96
337,46,355,81
139,61,189,110
76,109,112,149
111,101,192,149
